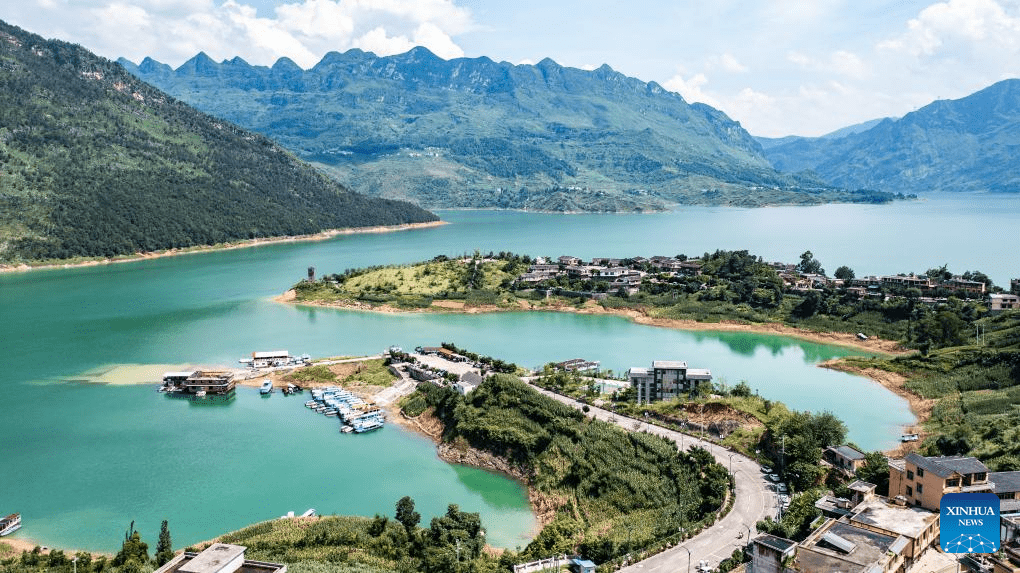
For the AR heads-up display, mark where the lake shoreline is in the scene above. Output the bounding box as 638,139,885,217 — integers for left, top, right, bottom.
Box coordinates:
0,221,447,275
278,292,912,357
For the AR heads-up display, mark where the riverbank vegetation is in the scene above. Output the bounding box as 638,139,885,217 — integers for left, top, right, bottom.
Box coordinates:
401,374,731,566
836,311,1020,471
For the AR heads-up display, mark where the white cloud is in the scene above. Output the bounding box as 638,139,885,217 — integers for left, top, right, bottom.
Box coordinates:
663,72,723,108
719,53,747,73
10,0,475,68
878,0,1020,57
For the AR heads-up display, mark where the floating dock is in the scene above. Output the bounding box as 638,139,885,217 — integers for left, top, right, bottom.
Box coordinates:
306,386,385,433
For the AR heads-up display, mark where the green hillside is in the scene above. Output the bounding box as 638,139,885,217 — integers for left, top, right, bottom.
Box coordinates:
0,21,437,262
122,49,904,212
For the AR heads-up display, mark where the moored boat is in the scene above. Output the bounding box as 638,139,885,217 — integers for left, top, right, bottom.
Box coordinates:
0,513,21,537
260,379,274,394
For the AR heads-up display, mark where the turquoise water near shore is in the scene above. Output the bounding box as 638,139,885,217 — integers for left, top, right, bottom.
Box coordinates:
1,194,1016,552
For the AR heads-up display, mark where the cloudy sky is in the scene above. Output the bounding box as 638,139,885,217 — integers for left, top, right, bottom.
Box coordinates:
4,0,1020,136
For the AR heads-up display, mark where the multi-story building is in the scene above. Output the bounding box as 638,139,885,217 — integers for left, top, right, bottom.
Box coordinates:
888,453,993,511
824,445,867,473
627,360,712,403
990,293,1020,314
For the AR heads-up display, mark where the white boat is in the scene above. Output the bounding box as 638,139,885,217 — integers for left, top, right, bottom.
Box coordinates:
0,513,21,537
260,380,273,394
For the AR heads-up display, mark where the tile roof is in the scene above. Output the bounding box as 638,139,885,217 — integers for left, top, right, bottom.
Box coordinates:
832,445,866,460
991,471,1020,494
905,453,989,477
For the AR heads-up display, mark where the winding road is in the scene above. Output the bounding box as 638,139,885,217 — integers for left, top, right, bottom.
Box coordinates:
524,383,776,573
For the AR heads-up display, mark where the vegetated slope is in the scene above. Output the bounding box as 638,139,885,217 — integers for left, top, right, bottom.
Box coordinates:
760,79,1020,194
0,21,437,262
121,49,901,212
845,311,1020,470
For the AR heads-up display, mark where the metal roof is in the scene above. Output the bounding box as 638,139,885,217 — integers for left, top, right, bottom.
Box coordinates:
832,445,866,460
991,471,1020,494
628,367,650,375
253,351,288,358
754,533,797,554
821,531,857,554
686,368,712,379
652,360,687,369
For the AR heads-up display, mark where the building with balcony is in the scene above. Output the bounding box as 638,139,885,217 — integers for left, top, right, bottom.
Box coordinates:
627,360,712,403
889,453,992,511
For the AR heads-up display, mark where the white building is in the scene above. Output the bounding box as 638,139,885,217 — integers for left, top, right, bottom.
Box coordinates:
627,360,712,403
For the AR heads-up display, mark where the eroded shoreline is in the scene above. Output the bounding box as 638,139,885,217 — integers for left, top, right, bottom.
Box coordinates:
0,221,447,274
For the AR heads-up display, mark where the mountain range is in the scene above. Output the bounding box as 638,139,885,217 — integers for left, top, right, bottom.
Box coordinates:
121,49,901,211
0,21,436,262
758,80,1020,194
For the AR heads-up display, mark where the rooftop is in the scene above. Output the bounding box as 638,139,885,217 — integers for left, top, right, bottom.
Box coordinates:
849,497,938,539
905,452,989,477
754,533,797,554
797,521,901,573
848,480,877,493
628,367,650,375
179,544,246,573
992,471,1020,495
686,368,712,379
831,445,866,461
652,360,687,369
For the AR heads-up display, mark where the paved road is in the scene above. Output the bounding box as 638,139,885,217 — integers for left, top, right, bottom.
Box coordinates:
524,383,775,573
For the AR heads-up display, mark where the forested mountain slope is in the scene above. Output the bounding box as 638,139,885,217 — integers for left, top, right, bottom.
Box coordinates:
0,21,437,262
761,80,1020,194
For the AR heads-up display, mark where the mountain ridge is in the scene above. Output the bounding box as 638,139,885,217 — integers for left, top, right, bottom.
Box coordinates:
122,49,903,211
759,79,1020,194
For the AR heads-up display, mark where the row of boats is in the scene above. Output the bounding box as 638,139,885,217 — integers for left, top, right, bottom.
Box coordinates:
306,386,385,433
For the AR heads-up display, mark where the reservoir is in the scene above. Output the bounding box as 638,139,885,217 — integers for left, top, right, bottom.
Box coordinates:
1,193,1016,552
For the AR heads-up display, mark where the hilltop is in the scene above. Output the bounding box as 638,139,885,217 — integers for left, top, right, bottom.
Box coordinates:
0,21,437,262
121,49,903,212
760,79,1020,194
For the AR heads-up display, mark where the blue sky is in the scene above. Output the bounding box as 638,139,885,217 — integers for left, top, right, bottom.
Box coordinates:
5,0,1019,136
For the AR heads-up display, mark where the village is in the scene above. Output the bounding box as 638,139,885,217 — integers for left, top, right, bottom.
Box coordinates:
513,254,1020,312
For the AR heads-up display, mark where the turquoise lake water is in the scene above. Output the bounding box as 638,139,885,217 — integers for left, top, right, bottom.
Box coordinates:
1,193,1016,552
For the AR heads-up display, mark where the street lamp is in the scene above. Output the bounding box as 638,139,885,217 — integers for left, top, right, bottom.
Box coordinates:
679,545,692,573
727,453,736,475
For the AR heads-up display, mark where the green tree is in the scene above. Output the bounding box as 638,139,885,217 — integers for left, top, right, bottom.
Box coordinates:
797,251,824,275
395,496,421,533
112,522,149,567
855,452,890,496
155,520,173,566
834,266,855,281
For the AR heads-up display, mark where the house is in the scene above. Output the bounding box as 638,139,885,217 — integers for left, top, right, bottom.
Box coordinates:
815,495,855,518
945,276,986,294
750,534,798,573
252,351,290,368
889,453,993,511
881,275,934,290
154,543,286,573
455,372,484,395
792,519,908,573
627,360,712,403
558,256,582,266
846,495,940,564
824,445,867,473
990,293,1020,314
992,471,1020,500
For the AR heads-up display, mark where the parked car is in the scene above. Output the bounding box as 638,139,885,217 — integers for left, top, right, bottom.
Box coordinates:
760,466,772,473
768,473,780,482
777,483,789,493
